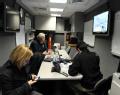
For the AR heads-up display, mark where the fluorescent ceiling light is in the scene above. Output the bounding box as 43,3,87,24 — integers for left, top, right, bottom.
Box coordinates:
50,8,63,12
51,14,61,17
49,0,67,3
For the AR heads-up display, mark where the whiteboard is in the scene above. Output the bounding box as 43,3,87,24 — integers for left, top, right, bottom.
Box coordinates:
83,20,95,47
25,16,31,32
16,25,25,46
111,11,120,56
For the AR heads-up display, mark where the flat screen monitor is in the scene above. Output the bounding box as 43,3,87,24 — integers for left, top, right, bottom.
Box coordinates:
0,3,20,32
6,12,20,31
6,5,20,32
93,11,110,35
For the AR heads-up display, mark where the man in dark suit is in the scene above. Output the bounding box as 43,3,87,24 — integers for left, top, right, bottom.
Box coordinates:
30,33,48,55
68,41,103,89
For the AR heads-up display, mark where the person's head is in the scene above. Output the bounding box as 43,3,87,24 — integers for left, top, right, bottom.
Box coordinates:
9,44,33,69
37,33,45,44
76,41,89,52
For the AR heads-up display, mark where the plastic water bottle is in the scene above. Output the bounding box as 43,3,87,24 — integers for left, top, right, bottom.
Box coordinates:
53,54,56,62
53,50,59,62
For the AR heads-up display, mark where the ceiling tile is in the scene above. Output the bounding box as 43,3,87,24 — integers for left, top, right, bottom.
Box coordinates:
17,0,103,17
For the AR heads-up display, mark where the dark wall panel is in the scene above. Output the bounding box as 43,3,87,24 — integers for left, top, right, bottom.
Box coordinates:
64,19,71,31
109,0,120,12
54,33,64,46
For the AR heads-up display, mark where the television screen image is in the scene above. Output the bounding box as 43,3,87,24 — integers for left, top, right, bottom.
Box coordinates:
93,11,109,34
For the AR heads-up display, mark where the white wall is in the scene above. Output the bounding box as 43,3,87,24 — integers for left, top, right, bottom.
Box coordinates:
83,20,95,47
35,15,56,31
111,11,120,57
0,25,26,66
0,33,16,66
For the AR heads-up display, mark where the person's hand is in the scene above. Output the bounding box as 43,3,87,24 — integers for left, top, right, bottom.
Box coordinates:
43,51,48,55
27,74,37,86
43,50,52,55
48,49,52,55
31,74,37,80
45,55,51,58
27,79,37,86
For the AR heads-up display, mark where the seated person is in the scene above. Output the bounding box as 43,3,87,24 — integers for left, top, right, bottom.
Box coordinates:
0,44,42,95
30,33,49,55
68,41,103,89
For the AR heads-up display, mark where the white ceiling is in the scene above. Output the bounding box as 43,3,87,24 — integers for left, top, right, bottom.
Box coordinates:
17,0,103,17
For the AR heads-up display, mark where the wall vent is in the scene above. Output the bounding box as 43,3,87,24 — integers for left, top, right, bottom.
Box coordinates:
72,0,83,3
68,0,84,4
33,7,47,11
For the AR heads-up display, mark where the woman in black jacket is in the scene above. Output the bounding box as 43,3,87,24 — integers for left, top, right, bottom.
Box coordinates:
68,41,103,89
0,44,42,95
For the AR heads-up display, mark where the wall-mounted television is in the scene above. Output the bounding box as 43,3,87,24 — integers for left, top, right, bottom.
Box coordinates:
5,5,20,32
0,2,20,32
93,11,110,36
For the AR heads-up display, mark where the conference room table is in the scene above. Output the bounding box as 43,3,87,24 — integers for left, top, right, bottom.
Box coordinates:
37,49,83,80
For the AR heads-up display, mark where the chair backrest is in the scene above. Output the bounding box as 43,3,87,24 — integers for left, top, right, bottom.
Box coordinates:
65,46,71,54
68,76,112,95
69,48,78,59
94,76,112,95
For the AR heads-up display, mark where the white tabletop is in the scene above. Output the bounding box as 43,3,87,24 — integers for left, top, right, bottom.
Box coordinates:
37,50,83,80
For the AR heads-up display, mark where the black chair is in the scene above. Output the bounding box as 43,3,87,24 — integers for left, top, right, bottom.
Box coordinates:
67,76,112,95
65,46,71,54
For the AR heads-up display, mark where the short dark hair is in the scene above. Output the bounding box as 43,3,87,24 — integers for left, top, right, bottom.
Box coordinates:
76,41,88,52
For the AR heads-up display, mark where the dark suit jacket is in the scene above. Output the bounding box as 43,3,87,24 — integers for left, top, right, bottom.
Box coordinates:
29,54,45,75
30,39,47,53
0,60,32,95
68,51,103,89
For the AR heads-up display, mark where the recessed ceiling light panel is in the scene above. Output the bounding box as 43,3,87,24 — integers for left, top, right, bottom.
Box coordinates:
49,0,67,3
51,14,61,17
50,8,63,12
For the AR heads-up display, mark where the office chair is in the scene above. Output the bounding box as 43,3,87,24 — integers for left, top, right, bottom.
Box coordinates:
68,76,112,95
65,46,71,54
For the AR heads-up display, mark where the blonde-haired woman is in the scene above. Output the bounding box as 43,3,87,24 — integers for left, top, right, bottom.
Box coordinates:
0,44,42,95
